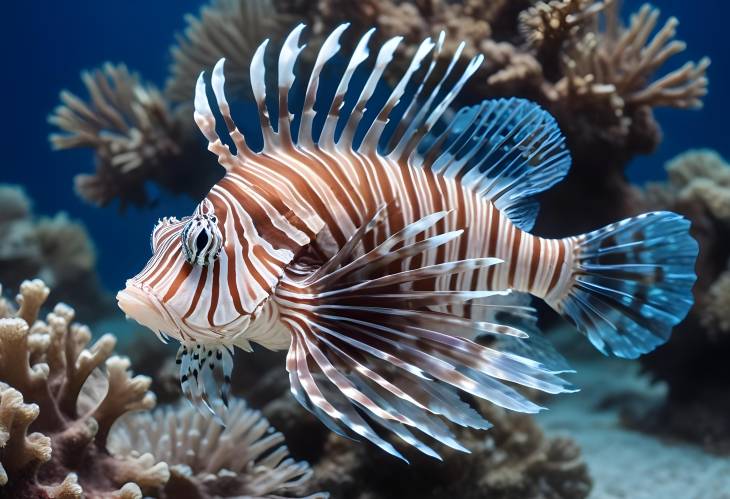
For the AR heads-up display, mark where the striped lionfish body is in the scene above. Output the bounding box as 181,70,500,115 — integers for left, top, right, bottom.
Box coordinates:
118,24,699,459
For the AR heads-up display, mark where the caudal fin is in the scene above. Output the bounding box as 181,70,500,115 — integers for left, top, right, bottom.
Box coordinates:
552,212,698,359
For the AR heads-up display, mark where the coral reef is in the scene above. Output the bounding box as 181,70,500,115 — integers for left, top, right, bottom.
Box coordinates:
49,0,709,227
49,64,221,210
0,185,113,322
107,398,327,498
0,278,160,498
634,150,730,454
0,278,326,497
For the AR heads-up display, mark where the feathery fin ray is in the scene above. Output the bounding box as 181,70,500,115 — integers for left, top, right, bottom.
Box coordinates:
275,205,575,458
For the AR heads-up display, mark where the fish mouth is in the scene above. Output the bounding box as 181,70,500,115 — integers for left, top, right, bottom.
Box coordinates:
117,281,178,341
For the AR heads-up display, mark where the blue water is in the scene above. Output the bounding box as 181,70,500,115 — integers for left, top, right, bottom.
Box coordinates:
2,0,727,294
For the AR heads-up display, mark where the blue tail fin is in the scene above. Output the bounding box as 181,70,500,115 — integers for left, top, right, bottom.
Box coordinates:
553,212,698,359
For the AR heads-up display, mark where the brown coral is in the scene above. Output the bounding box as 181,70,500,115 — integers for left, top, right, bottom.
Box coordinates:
0,278,163,498
107,398,327,498
49,64,221,210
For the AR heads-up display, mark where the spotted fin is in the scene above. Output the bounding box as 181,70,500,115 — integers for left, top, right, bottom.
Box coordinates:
276,205,576,460
177,341,234,424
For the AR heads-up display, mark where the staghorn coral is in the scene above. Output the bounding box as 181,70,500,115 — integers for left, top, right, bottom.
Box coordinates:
0,278,162,498
0,185,113,322
49,64,221,210
107,398,327,498
628,150,730,454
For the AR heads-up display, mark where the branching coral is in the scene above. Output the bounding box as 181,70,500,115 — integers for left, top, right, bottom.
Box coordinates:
107,398,327,498
0,278,162,498
0,185,112,322
555,2,710,135
49,64,221,210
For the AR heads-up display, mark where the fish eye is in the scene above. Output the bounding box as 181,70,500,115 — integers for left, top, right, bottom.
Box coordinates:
182,214,223,266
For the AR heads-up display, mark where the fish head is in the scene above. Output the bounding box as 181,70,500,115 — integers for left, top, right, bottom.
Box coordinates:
117,198,254,344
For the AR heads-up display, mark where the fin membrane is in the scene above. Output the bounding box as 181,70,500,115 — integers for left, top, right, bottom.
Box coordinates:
418,98,572,231
555,211,698,359
277,205,576,460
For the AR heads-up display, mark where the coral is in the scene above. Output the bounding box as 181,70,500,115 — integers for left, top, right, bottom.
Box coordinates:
0,185,112,322
629,150,730,454
0,278,161,498
107,399,327,498
49,64,221,210
166,0,296,104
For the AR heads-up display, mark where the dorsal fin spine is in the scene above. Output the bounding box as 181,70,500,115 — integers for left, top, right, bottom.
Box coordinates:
278,24,306,147
250,39,278,151
390,37,466,162
359,37,435,155
339,36,402,149
299,23,350,148
320,27,375,151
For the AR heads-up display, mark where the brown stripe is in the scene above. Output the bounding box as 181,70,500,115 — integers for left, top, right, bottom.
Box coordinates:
210,194,244,315
527,236,542,291
547,240,566,294
207,259,221,325
183,266,209,320
162,261,194,303
486,204,501,288
507,228,523,288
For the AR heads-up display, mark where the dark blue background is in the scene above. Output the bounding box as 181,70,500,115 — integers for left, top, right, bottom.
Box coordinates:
2,1,726,294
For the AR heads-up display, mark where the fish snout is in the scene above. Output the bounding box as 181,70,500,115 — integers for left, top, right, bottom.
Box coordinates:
116,281,173,336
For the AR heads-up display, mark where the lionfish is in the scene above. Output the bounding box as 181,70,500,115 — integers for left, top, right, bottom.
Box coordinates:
118,24,698,459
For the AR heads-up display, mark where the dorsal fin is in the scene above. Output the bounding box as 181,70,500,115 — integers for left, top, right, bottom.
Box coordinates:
193,24,483,158
419,98,572,231
192,26,570,232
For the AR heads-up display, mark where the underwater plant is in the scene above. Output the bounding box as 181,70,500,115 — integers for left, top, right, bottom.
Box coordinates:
116,23,697,462
108,398,327,498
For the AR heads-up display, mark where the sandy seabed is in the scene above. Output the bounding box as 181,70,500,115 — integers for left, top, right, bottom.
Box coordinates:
537,347,730,499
